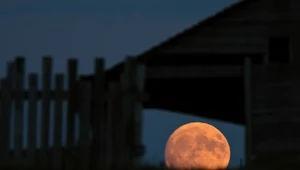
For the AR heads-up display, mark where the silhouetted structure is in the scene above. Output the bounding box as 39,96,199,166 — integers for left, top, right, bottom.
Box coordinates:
0,57,147,170
103,0,299,167
1,0,299,169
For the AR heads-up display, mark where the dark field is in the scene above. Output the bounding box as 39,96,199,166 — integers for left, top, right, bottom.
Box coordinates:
2,163,300,170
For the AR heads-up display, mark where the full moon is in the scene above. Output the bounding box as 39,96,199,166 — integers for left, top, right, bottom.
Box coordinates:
164,122,230,169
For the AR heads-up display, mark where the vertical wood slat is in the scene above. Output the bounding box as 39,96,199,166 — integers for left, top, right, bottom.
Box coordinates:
132,62,146,161
244,57,252,165
41,57,52,168
107,82,122,168
0,62,15,164
4,62,16,163
27,74,38,164
53,74,64,170
120,57,135,167
0,79,11,165
66,59,77,149
91,58,106,170
120,57,146,166
78,81,91,170
14,57,25,162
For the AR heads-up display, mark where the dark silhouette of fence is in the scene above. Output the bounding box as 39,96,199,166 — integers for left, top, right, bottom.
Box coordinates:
0,56,147,170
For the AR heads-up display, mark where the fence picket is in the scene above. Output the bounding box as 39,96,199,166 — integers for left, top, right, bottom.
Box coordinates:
27,74,38,165
14,57,25,162
91,58,105,170
107,82,122,168
6,62,16,164
53,74,64,170
78,81,91,170
66,59,77,149
41,57,52,168
0,78,12,165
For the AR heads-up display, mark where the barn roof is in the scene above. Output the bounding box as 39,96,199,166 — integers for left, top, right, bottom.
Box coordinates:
106,0,259,77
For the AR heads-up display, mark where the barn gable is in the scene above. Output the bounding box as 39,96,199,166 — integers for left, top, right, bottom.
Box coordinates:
108,0,300,75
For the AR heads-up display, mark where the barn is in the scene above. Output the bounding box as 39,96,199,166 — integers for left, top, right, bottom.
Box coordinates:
83,0,300,166
106,0,294,124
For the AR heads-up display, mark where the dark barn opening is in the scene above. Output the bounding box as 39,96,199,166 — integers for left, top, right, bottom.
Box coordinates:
99,53,264,125
144,77,245,124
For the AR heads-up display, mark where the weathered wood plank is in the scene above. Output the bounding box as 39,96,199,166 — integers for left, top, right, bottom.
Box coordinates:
160,45,264,55
147,65,243,78
27,74,38,164
252,108,300,125
53,74,64,170
0,90,148,101
147,64,300,79
14,57,25,162
131,61,146,163
66,59,77,150
3,62,15,164
0,78,12,165
252,63,300,83
119,57,146,167
40,57,52,168
252,81,300,110
0,90,68,100
91,58,106,170
107,82,122,168
78,81,91,170
244,57,252,163
120,58,135,167
252,120,300,154
250,64,300,159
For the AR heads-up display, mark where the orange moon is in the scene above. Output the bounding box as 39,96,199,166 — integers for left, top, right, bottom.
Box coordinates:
164,122,230,169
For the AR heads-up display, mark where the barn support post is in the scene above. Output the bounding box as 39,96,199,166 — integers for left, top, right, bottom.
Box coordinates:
244,56,252,167
90,58,108,170
120,56,146,168
131,59,146,165
120,61,134,167
107,82,123,169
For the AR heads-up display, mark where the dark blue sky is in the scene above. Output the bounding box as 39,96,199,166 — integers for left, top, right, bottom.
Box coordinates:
0,0,244,168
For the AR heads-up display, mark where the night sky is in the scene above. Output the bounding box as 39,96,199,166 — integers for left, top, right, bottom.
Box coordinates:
0,0,244,168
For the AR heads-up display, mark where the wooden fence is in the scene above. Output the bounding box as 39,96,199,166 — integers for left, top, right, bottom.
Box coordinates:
0,56,147,170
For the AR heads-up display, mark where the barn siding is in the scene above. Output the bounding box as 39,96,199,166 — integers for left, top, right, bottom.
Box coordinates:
160,0,300,66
